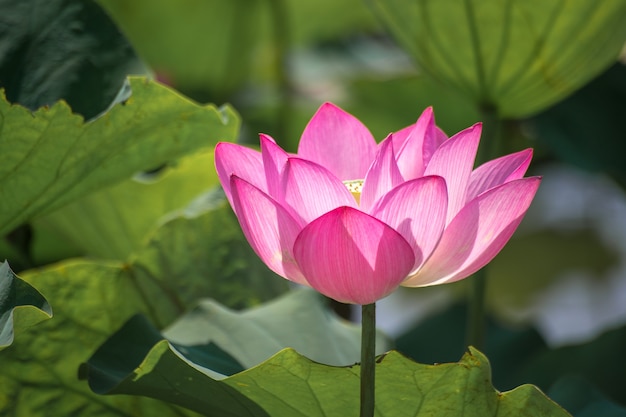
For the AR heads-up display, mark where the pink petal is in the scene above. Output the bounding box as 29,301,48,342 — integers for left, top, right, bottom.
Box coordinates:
230,176,308,285
260,133,289,201
424,123,481,224
466,149,533,201
293,207,415,304
370,176,448,272
297,103,377,180
392,107,443,180
360,135,404,212
402,177,541,287
283,157,357,224
215,142,264,206
434,127,448,148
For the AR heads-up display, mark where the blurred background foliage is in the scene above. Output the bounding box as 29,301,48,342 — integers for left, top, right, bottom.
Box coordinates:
1,0,626,415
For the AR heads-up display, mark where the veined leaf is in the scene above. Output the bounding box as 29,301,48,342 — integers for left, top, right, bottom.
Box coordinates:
371,0,626,117
0,260,200,416
0,197,286,415
0,76,239,237
163,288,390,368
128,195,290,326
83,323,571,417
35,149,221,260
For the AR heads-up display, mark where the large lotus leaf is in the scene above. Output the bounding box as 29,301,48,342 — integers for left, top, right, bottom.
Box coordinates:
163,288,389,368
0,260,201,416
0,76,239,237
34,149,220,260
83,324,571,417
98,0,263,99
0,261,52,350
128,194,289,324
371,0,626,117
81,314,245,383
0,0,142,120
0,203,285,414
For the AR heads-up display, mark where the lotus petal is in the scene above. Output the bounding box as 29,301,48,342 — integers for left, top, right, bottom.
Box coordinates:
282,157,356,224
298,102,377,181
360,136,404,212
403,177,541,287
230,176,307,285
293,207,414,304
371,176,447,271
467,148,533,201
215,143,264,205
424,123,481,223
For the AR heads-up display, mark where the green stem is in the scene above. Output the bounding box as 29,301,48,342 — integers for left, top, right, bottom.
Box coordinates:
466,267,487,349
467,104,502,350
360,303,376,417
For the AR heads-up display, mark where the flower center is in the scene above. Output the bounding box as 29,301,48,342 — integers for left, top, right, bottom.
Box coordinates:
343,179,364,205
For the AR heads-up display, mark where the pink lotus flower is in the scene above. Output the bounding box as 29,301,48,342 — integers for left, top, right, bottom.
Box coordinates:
215,103,540,305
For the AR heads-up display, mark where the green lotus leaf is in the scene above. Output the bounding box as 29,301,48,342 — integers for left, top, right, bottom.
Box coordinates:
126,195,290,327
371,0,626,117
163,288,390,368
0,198,286,415
0,261,52,350
0,76,239,237
35,149,221,260
0,260,200,416
83,323,571,417
0,0,142,119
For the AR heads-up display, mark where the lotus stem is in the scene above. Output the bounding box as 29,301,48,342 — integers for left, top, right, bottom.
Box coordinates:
467,104,503,350
360,303,376,417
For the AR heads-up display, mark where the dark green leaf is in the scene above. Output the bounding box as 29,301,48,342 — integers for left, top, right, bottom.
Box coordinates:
0,0,142,119
84,329,571,417
80,314,244,392
0,261,52,350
